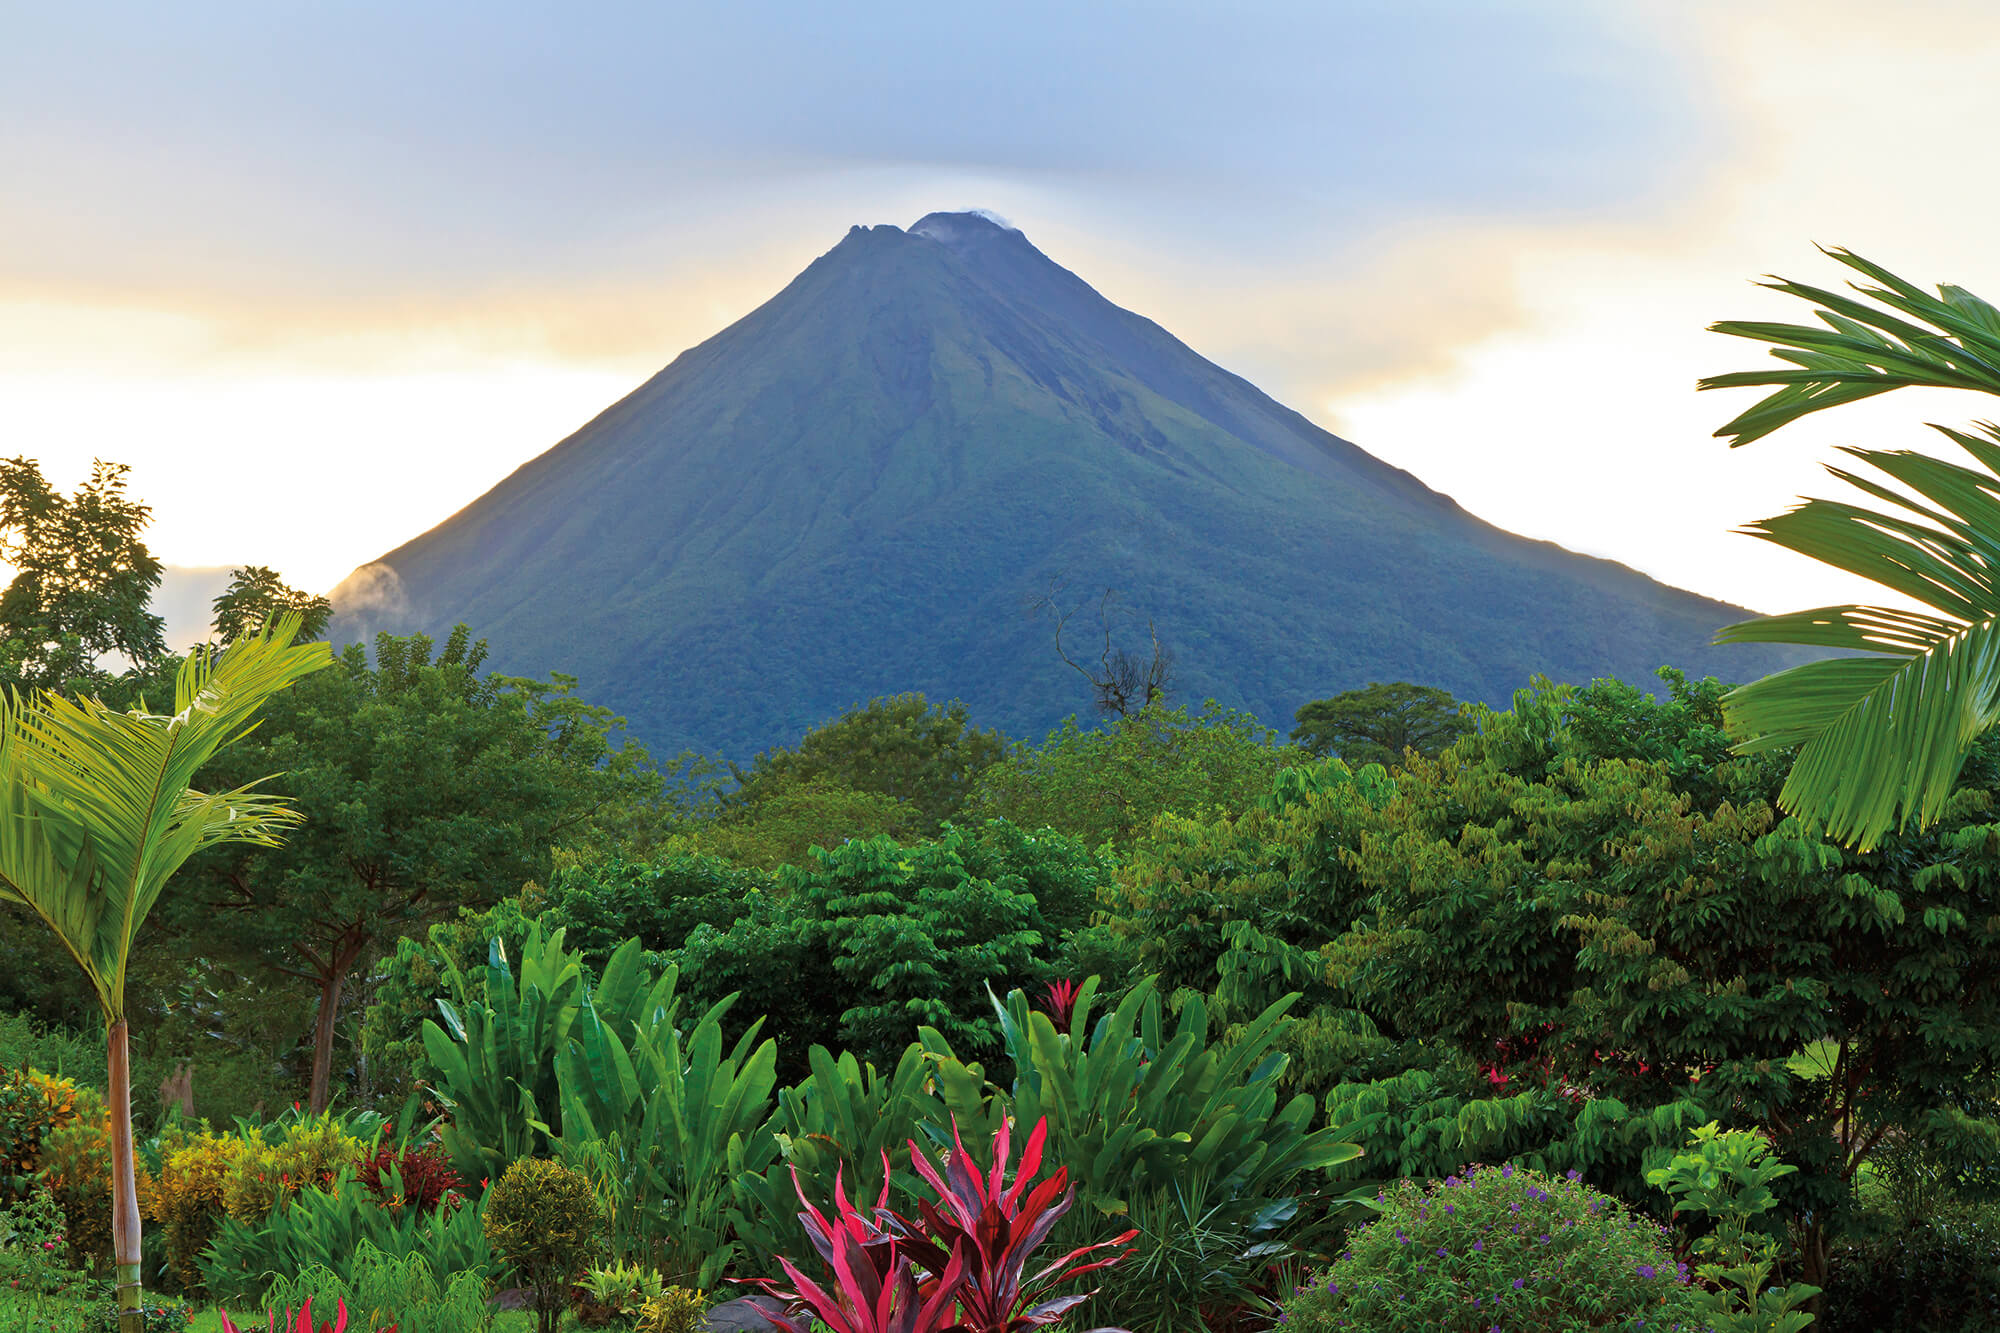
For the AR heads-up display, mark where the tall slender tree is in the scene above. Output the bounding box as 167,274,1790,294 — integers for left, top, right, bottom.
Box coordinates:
0,617,330,1332
1702,247,2000,849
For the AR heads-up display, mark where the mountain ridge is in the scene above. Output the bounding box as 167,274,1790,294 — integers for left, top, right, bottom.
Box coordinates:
331,211,1798,757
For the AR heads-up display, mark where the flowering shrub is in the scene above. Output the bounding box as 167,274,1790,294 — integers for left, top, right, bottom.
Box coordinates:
1276,1165,1712,1332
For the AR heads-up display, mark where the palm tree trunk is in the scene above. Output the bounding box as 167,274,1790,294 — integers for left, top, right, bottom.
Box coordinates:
107,1017,144,1333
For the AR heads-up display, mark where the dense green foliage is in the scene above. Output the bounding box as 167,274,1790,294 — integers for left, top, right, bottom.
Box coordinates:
669,822,1103,1074
968,701,1302,848
725,694,1006,832
1289,681,1470,768
179,624,657,1110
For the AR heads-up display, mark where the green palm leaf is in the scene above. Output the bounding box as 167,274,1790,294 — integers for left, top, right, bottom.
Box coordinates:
1702,249,2000,849
0,614,332,1020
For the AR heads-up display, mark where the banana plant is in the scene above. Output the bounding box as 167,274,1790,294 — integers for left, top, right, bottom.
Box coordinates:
421,925,585,1182
550,955,780,1289
941,977,1361,1223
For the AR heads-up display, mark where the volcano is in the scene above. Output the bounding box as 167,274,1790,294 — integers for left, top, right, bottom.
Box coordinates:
330,211,1795,757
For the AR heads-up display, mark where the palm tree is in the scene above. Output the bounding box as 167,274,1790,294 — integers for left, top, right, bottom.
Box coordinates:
0,617,331,1332
1702,247,2000,850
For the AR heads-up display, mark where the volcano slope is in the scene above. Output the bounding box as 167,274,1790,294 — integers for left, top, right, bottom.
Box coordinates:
330,211,1799,757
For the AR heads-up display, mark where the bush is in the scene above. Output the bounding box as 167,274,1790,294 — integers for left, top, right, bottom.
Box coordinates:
221,1112,365,1220
483,1158,603,1333
0,1065,88,1206
0,1186,85,1297
354,1142,463,1213
149,1128,243,1291
1277,1165,1709,1332
634,1285,707,1333
1819,1206,2000,1333
34,1089,151,1274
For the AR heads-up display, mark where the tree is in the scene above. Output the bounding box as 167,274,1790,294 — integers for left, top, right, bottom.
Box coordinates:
669,823,1074,1076
1118,669,2000,1298
1290,681,1470,768
726,693,1007,832
968,701,1301,848
0,619,330,1332
702,777,920,871
1031,579,1174,717
211,565,332,644
0,458,166,691
1700,247,2000,850
181,625,658,1111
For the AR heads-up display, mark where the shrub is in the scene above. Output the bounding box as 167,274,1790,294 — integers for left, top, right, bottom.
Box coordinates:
1276,1165,1709,1332
751,1115,1135,1333
0,1186,85,1297
576,1260,666,1328
634,1285,706,1333
0,1065,87,1205
149,1129,245,1291
34,1089,152,1274
222,1113,366,1221
482,1157,603,1333
1819,1206,2000,1332
1646,1122,1817,1332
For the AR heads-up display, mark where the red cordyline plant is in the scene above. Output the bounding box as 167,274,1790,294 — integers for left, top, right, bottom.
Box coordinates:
750,1115,1137,1333
1038,980,1078,1031
220,1299,395,1333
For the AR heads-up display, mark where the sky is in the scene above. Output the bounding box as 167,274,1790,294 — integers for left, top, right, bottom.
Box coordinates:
4,0,1999,646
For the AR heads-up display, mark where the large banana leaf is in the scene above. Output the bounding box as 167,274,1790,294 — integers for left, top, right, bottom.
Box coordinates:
967,977,1359,1221
550,963,779,1289
423,925,584,1180
1700,249,2000,850
0,618,331,1019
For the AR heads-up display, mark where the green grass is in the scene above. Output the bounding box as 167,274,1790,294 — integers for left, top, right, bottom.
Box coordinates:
0,1289,542,1333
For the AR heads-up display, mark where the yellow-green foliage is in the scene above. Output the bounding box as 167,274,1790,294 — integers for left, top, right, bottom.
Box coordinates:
222,1114,364,1220
484,1157,604,1333
0,1066,89,1204
149,1128,246,1290
32,1085,153,1273
635,1286,706,1333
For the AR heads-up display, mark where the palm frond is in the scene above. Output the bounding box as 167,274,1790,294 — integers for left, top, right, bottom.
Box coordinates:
1706,251,2000,848
1701,248,2000,447
0,615,332,1016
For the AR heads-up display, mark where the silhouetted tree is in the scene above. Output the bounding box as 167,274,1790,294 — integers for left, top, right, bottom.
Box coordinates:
1031,577,1174,717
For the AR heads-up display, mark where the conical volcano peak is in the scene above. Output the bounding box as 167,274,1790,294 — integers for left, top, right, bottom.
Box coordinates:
330,210,1806,759
909,209,1021,246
